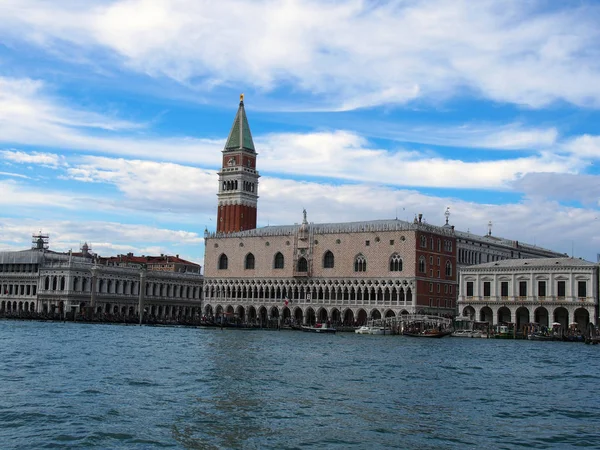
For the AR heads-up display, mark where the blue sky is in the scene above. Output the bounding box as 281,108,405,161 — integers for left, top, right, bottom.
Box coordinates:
1,0,599,266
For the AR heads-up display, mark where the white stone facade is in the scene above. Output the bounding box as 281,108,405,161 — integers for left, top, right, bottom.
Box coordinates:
0,249,203,319
458,257,599,328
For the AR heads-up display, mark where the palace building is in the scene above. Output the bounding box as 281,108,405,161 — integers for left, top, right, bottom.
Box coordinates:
202,97,566,326
0,234,203,320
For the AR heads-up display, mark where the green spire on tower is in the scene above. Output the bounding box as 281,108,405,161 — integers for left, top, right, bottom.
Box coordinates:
224,94,255,151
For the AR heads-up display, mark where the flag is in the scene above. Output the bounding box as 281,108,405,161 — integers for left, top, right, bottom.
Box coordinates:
284,298,289,306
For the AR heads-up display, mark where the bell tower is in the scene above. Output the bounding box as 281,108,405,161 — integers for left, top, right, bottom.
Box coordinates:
216,94,260,233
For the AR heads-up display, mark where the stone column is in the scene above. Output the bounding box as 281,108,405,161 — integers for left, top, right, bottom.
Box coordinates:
139,267,146,325
87,264,99,319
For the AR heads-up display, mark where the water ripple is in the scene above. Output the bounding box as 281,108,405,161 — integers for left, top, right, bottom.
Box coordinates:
0,321,599,449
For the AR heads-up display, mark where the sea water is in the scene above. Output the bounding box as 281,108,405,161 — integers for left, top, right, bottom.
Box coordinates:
1,320,599,449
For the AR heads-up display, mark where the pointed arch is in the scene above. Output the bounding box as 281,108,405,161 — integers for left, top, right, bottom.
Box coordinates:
245,253,255,270
418,256,426,273
297,257,308,272
354,254,367,272
218,253,228,270
274,252,284,269
389,253,403,271
323,250,334,269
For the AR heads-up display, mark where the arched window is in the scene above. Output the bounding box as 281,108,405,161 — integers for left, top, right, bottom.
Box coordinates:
297,257,308,272
445,261,452,277
323,251,334,268
274,252,284,269
218,254,228,270
389,254,403,271
354,254,367,272
245,253,255,270
420,236,427,248
419,256,426,273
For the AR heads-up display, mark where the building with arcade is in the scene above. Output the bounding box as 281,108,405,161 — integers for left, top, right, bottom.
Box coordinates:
457,257,598,329
0,233,203,321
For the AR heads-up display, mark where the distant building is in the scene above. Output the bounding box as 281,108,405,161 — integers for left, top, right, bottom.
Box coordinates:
103,253,201,274
0,234,203,319
202,98,566,326
457,257,599,329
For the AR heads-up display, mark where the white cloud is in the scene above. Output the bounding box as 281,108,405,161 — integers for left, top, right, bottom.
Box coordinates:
512,173,600,207
64,156,217,213
2,1,600,109
258,130,583,189
0,179,80,209
563,135,600,160
1,149,65,167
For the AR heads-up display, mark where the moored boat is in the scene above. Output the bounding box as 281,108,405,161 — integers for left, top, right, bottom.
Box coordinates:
302,323,336,334
403,329,452,338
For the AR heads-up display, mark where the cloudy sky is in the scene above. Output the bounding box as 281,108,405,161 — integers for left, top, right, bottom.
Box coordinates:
1,0,599,266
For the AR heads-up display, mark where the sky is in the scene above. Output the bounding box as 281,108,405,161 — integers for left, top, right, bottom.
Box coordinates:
1,0,600,267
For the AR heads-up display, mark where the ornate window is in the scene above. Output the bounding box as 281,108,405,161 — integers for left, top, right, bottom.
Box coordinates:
245,253,255,270
419,256,426,273
445,261,452,277
218,254,228,270
389,253,403,271
274,252,284,269
354,254,367,272
420,236,427,248
297,257,308,272
323,251,334,268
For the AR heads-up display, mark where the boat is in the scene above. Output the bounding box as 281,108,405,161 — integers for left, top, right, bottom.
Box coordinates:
525,323,557,341
355,325,389,335
452,316,489,338
493,324,515,339
368,327,388,335
355,326,370,334
302,323,337,334
451,329,482,338
403,329,452,338
528,332,556,341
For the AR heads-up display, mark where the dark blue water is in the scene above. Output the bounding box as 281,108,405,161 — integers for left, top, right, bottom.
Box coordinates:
1,321,599,449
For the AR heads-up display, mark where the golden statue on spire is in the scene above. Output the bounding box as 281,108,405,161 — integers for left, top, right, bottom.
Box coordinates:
240,93,244,102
